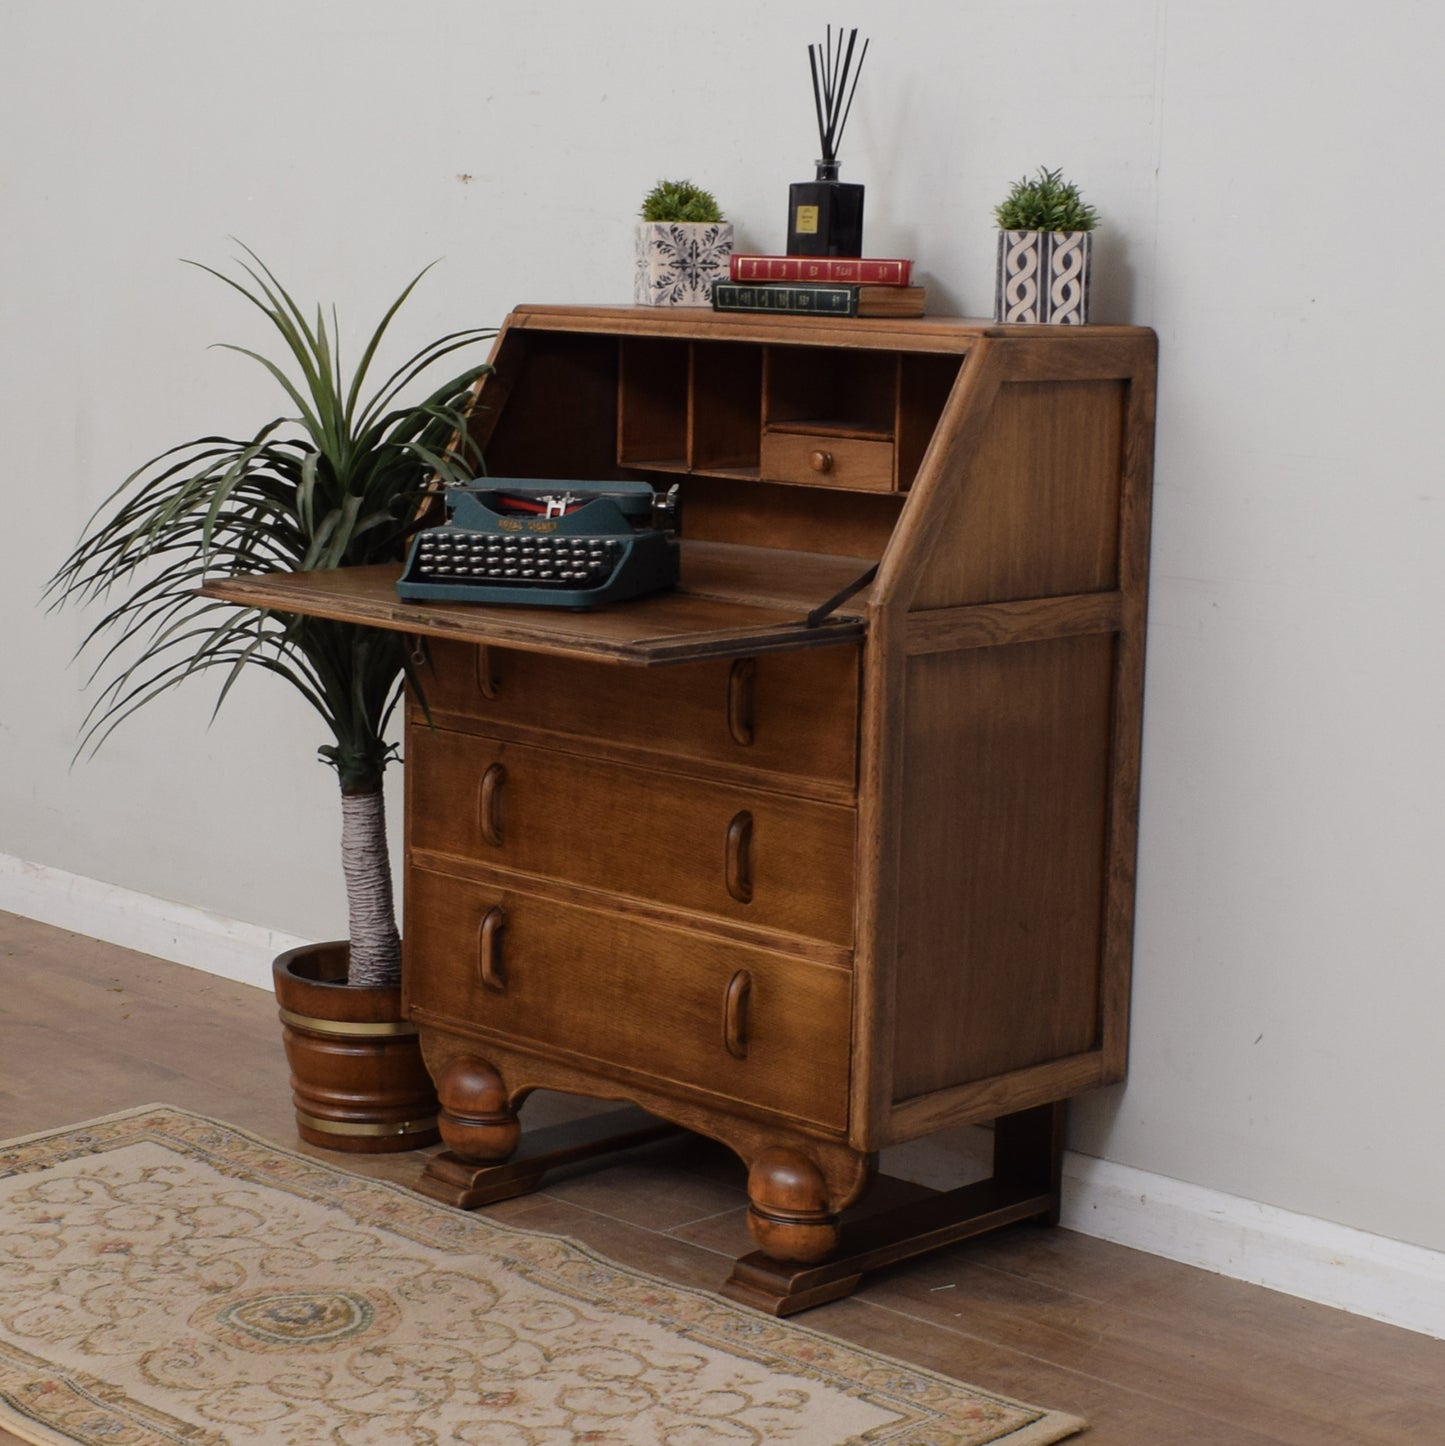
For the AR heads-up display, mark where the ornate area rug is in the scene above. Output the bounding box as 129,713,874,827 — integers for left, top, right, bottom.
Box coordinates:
0,1107,1084,1445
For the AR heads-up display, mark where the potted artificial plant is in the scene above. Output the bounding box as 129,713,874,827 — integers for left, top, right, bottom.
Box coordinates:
993,166,1099,325
46,249,494,1152
634,178,734,307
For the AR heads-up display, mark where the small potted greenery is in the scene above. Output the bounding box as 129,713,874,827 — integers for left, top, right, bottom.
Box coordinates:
46,248,494,1150
993,166,1099,325
634,178,733,307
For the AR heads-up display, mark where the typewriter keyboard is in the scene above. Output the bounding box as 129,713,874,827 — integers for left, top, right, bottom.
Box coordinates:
413,531,623,587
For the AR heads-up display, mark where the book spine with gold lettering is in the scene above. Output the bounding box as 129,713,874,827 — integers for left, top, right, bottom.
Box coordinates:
729,255,912,285
711,283,925,318
713,282,859,316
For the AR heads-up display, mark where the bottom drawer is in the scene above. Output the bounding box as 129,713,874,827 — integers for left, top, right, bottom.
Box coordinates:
405,868,851,1131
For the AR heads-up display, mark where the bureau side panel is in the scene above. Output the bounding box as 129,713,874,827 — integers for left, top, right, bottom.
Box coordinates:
908,379,1126,608
889,633,1114,1099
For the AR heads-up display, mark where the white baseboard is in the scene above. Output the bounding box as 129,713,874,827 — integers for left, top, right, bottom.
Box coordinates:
1062,1152,1445,1339
4,851,1442,1339
0,853,306,992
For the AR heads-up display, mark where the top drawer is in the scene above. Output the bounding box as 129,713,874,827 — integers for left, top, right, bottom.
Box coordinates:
414,639,859,799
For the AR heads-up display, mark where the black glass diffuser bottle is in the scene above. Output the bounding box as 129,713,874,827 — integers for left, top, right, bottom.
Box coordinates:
788,160,864,257
786,27,869,258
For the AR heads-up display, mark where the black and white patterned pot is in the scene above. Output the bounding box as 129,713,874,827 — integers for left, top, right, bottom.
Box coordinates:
635,221,734,307
995,229,1092,324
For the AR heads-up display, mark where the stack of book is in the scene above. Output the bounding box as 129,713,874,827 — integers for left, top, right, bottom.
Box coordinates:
712,255,923,318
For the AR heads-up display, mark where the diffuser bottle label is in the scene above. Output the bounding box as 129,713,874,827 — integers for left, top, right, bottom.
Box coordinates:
794,205,820,234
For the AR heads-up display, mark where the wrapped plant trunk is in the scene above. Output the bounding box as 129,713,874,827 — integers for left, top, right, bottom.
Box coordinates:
340,784,401,988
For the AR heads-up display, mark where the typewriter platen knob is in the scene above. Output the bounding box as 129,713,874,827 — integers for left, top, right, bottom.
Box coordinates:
651,483,681,534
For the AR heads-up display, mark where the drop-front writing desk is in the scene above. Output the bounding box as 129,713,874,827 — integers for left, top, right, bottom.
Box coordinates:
210,304,1157,1314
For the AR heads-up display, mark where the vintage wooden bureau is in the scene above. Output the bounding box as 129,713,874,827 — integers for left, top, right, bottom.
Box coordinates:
215,305,1157,1313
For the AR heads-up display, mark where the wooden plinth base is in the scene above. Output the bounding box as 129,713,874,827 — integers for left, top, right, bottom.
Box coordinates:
416,1105,681,1209
417,1099,1064,1315
720,1175,1056,1315
720,1100,1066,1315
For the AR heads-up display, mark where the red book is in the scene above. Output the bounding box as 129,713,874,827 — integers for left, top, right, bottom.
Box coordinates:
729,254,913,286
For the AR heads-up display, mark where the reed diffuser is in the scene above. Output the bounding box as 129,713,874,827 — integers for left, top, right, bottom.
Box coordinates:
786,26,869,257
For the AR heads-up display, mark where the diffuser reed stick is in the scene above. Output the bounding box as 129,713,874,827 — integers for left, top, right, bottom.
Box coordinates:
808,26,868,166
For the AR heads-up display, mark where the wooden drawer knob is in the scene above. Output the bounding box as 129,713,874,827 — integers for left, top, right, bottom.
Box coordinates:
477,906,506,992
725,811,754,904
727,658,756,747
723,969,752,1059
809,449,834,474
478,762,506,847
473,645,501,700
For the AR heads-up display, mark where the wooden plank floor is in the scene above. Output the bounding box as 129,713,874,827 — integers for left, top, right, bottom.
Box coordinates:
1,910,1440,1444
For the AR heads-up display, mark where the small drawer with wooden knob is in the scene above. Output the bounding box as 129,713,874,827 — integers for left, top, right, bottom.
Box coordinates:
759,428,895,492
408,727,856,946
404,867,852,1129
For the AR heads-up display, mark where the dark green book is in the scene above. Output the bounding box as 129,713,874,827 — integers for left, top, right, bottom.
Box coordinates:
711,282,925,318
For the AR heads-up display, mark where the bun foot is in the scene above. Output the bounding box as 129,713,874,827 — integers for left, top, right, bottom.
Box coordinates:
745,1146,840,1264
434,1054,521,1162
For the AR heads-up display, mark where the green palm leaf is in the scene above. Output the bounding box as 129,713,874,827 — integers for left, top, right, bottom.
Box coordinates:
46,251,495,790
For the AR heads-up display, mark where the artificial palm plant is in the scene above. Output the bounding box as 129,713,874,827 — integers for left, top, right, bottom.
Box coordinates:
46,250,494,987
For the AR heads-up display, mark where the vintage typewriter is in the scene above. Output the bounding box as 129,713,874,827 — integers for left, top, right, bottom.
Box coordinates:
397,479,680,609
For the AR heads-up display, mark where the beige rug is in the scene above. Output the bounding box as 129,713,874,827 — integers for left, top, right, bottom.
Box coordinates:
0,1107,1084,1445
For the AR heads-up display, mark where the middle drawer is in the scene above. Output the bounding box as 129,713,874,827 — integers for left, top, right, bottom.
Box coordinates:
408,725,856,947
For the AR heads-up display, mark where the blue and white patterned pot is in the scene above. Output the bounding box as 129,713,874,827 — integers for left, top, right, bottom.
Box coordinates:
995,229,1092,325
635,221,734,307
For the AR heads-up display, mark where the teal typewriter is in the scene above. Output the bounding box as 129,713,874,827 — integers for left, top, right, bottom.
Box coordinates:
397,480,680,609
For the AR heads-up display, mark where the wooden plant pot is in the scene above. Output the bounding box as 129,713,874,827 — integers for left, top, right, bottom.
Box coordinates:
634,221,734,306
273,941,440,1153
995,229,1092,324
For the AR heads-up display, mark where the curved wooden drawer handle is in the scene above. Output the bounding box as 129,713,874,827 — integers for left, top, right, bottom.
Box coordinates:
725,811,754,904
727,658,756,747
723,969,752,1059
478,905,507,992
809,449,834,474
474,645,501,700
479,763,506,847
